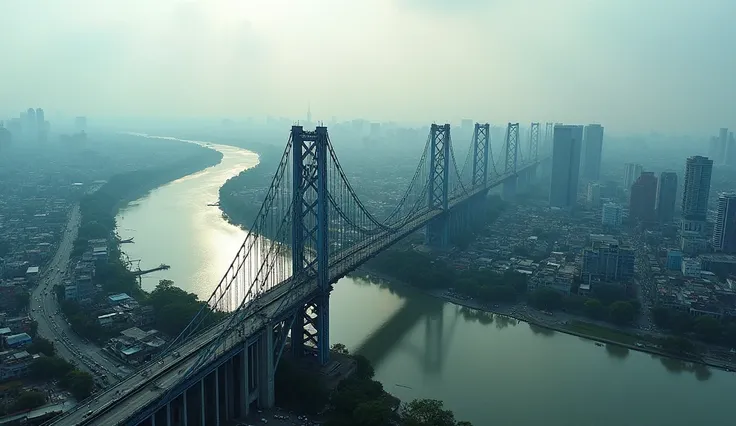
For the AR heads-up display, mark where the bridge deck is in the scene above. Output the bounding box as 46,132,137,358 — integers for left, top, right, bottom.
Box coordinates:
53,169,534,425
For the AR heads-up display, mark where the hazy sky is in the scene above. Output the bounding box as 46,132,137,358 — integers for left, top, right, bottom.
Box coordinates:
2,0,734,134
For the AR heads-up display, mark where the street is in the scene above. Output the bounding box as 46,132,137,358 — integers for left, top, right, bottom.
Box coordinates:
29,204,126,389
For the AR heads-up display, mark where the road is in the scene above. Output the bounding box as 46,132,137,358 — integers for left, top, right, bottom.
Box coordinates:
29,204,125,389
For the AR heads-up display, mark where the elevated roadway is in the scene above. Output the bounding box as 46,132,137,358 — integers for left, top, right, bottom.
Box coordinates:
53,167,535,425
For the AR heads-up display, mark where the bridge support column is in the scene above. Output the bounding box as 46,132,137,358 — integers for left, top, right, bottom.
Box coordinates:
225,358,234,421
166,403,171,426
502,177,517,201
200,380,206,426
258,328,275,409
238,346,250,418
182,390,189,426
215,367,221,425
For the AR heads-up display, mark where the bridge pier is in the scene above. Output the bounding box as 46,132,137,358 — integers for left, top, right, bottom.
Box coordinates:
502,177,517,201
258,327,275,409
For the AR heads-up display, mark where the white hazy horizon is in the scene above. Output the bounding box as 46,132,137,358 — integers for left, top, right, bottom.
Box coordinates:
2,0,735,135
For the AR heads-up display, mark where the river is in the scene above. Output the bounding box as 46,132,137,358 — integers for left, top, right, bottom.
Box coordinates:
116,137,735,426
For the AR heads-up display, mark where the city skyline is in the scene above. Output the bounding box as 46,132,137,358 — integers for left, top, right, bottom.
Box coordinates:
2,0,735,134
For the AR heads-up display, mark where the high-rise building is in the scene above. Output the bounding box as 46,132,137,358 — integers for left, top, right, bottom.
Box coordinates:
708,136,719,159
581,234,635,287
623,163,643,191
713,193,736,253
35,108,44,128
26,108,36,136
549,125,583,209
718,128,728,165
587,182,601,206
656,171,678,223
0,122,11,148
727,131,736,166
35,108,47,142
581,124,604,181
75,116,87,133
629,172,657,223
602,203,623,227
681,155,713,234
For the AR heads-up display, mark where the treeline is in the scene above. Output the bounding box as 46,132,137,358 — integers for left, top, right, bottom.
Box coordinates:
652,306,736,348
64,148,225,342
528,285,640,326
219,145,284,230
74,148,223,258
275,344,472,426
367,250,528,304
368,250,640,327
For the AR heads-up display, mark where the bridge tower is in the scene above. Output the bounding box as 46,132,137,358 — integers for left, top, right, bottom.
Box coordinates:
472,123,490,188
290,125,331,365
530,122,540,162
425,123,451,248
502,123,519,200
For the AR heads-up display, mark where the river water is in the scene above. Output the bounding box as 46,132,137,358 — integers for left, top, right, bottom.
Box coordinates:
116,138,735,426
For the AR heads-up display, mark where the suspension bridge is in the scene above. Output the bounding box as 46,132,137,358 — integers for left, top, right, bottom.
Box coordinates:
52,122,550,426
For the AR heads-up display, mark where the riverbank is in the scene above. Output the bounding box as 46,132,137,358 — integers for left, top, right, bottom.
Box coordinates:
356,268,736,373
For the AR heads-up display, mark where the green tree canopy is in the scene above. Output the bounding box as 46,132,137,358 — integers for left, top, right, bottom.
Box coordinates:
10,391,46,412
401,399,472,426
62,370,95,400
27,337,55,357
608,301,635,325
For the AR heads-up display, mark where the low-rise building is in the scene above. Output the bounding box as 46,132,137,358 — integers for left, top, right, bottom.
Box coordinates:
0,350,39,380
4,333,31,348
681,258,701,277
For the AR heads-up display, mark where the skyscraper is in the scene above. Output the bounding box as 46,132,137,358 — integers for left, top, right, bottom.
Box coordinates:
727,131,736,166
681,155,713,234
26,108,36,137
656,171,678,223
75,116,87,133
629,172,657,223
623,163,643,191
549,125,583,209
713,193,736,253
581,124,604,181
35,108,47,142
587,182,601,206
719,128,728,165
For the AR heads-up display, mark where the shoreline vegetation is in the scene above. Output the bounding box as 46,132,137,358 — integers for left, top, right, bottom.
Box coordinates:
64,143,226,344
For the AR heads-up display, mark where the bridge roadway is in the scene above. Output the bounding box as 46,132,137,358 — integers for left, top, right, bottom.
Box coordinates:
55,172,530,425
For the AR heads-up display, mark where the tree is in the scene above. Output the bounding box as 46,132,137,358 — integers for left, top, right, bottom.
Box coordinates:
14,292,30,311
693,316,722,343
400,399,472,426
583,299,605,319
332,378,385,417
30,356,73,380
29,320,38,338
62,370,95,400
529,288,563,311
27,337,55,356
353,399,397,426
354,354,375,380
660,336,696,355
331,343,350,355
608,301,635,325
10,391,46,412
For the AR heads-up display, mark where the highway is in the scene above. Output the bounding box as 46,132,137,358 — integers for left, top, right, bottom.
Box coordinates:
29,204,126,390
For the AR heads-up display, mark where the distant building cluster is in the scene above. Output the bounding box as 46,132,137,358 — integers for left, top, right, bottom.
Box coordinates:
1,107,50,144
708,127,736,167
